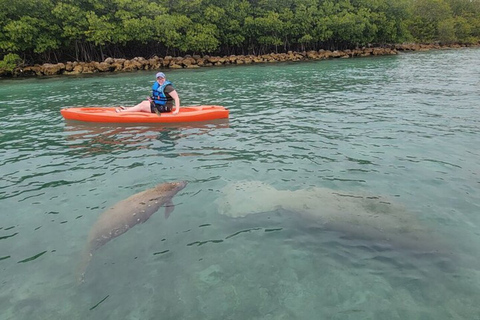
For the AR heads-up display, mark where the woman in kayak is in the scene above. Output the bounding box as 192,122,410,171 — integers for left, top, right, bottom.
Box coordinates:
116,72,180,115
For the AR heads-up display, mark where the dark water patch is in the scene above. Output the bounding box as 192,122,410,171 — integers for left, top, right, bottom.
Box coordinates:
190,189,202,197
76,215,83,219
346,168,370,173
42,180,84,188
225,228,262,240
127,162,144,169
11,168,74,185
0,233,18,241
369,255,419,271
187,239,224,247
18,192,45,202
422,158,462,169
4,226,15,231
3,173,106,201
89,295,109,311
346,156,375,165
34,226,42,231
337,309,366,315
60,221,68,224
0,256,11,261
199,224,211,228
324,177,366,183
17,251,47,263
332,192,364,199
46,211,59,215
153,250,170,255
264,228,283,233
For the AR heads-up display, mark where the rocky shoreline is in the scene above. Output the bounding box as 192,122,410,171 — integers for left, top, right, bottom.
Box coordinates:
3,43,478,78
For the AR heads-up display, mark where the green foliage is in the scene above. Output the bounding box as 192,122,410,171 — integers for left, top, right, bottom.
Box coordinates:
438,18,456,43
0,53,22,72
252,12,284,48
1,16,60,53
407,0,454,42
152,14,191,49
52,3,88,40
85,12,116,46
182,23,220,53
0,0,478,64
327,8,378,45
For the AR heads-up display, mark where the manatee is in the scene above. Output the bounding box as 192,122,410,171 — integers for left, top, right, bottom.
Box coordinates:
215,181,445,252
78,181,187,282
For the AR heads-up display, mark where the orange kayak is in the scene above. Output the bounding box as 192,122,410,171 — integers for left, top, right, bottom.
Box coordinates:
61,106,229,123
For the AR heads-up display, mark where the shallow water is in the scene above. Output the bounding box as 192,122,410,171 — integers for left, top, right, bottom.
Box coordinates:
1,48,480,319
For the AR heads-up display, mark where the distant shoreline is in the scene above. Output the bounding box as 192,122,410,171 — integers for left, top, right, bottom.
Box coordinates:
2,43,479,78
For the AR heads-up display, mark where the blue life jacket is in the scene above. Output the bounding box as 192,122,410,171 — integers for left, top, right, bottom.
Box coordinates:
151,80,173,106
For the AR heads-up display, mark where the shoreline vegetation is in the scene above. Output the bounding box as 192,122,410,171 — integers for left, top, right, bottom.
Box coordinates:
1,0,479,78
2,43,478,78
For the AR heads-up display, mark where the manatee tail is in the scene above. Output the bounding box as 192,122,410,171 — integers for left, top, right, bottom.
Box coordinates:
76,246,93,284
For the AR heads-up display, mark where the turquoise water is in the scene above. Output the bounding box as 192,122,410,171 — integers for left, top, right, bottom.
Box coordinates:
1,48,480,319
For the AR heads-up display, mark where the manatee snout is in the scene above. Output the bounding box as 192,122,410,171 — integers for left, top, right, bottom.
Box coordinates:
174,181,188,190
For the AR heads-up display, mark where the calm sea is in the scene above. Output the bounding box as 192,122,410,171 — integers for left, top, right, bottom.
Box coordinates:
0,48,479,319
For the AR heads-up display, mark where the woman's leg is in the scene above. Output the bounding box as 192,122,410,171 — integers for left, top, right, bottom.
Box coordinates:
116,100,151,113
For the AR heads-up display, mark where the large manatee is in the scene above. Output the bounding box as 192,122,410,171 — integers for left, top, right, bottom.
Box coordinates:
215,181,444,252
78,181,187,282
